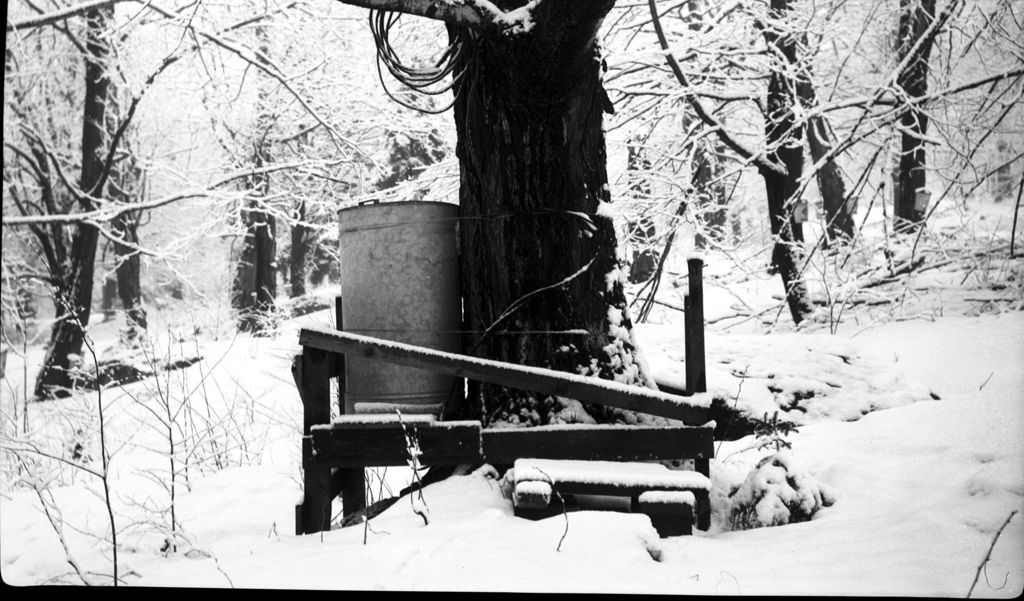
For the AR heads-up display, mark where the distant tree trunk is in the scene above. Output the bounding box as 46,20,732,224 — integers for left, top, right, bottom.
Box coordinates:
626,142,659,284
450,0,653,425
232,189,277,333
692,140,728,248
762,0,814,325
102,271,117,321
893,0,937,232
232,26,277,334
805,115,853,243
377,129,445,193
684,0,729,250
790,26,853,244
35,5,112,398
108,111,148,338
112,210,147,336
290,199,308,298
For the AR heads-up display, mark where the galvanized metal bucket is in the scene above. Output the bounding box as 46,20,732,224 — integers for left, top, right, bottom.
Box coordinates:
337,201,461,416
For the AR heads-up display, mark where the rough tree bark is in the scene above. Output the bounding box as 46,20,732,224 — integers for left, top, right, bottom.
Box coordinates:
893,0,937,232
35,5,112,398
448,0,657,425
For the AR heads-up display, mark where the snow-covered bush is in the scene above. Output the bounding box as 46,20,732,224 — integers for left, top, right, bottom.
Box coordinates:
728,451,837,530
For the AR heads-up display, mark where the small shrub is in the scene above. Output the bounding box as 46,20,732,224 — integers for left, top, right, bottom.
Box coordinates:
728,451,837,530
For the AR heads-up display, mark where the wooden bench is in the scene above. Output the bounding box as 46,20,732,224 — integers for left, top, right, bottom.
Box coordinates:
294,323,714,537
511,458,711,536
295,257,710,536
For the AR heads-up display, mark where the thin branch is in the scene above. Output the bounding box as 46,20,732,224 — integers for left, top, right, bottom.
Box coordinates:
3,160,338,227
967,510,1017,597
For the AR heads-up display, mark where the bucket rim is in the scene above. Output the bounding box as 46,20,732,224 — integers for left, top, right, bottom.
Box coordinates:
337,199,458,217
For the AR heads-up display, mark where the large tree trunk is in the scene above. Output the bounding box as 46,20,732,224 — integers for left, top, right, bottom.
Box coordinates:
450,0,655,426
35,5,112,398
893,0,937,232
762,0,814,325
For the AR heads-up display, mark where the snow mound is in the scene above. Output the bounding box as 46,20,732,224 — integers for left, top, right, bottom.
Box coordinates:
637,325,935,426
728,451,837,530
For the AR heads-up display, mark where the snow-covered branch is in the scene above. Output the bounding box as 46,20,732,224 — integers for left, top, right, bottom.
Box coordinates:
335,0,539,35
5,0,136,31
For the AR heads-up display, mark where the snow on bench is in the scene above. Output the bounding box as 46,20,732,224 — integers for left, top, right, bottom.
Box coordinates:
511,458,708,537
636,490,696,507
512,458,711,492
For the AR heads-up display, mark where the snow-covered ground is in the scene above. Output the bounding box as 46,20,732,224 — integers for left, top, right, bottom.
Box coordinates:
2,305,1021,594
2,201,1023,594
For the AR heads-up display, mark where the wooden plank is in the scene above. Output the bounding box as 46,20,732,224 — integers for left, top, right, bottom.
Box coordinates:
299,327,710,425
516,479,698,498
309,420,483,467
481,425,714,464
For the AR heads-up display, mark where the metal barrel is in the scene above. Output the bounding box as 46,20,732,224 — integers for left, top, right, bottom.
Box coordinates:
338,201,462,416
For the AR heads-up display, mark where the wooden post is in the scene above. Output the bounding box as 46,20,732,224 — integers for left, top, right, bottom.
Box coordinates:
687,257,707,393
694,456,711,531
684,293,694,396
297,348,333,535
334,295,365,519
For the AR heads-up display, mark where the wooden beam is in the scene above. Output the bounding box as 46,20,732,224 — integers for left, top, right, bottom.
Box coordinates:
299,327,710,425
481,425,713,464
310,420,483,467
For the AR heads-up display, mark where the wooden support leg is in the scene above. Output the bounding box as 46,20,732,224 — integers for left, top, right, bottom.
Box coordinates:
297,349,334,535
632,495,693,537
338,467,366,519
332,296,366,518
694,456,711,531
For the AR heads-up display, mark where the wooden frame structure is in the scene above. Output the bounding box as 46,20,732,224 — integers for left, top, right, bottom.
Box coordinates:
293,258,711,537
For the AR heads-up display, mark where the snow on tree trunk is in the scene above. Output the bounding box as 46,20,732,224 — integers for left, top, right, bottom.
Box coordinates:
448,0,657,426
